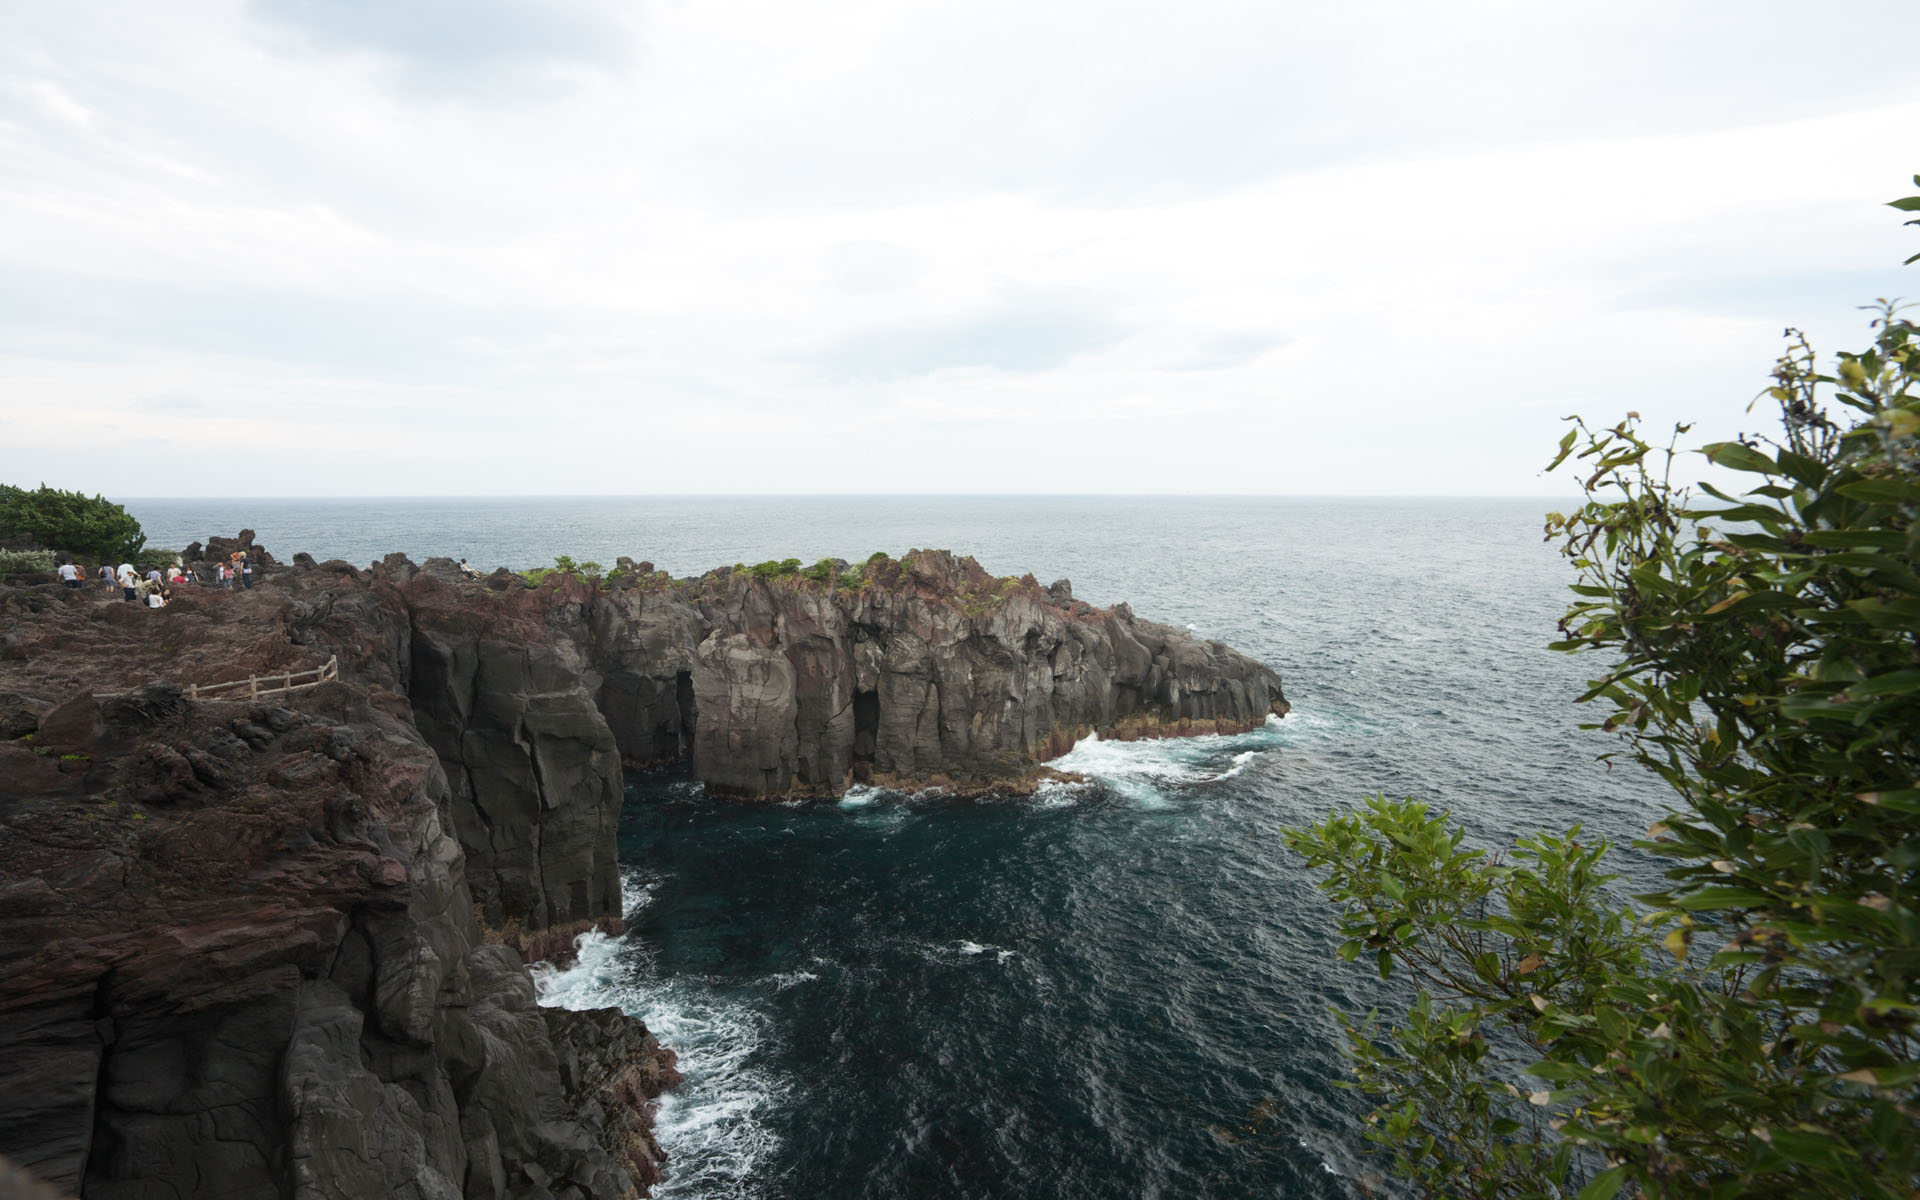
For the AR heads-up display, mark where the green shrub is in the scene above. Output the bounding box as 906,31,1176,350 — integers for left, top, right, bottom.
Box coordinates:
0,484,145,562
747,558,802,579
0,549,57,574
802,557,839,584
133,548,178,573
1287,250,1920,1195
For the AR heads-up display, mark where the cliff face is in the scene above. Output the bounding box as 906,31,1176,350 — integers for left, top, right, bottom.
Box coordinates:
0,674,675,1199
287,548,1284,932
584,549,1289,796
0,544,1286,1199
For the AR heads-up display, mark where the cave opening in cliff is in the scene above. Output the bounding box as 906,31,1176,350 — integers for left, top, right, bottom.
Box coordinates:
675,671,695,758
853,689,879,767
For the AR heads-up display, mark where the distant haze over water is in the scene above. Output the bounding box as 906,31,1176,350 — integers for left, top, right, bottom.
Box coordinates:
138,495,1670,1198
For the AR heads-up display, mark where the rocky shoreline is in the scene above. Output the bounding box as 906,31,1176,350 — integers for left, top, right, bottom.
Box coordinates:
0,539,1286,1198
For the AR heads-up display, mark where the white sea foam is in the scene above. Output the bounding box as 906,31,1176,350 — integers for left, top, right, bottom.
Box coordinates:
765,970,819,990
918,939,1016,965
1027,780,1084,809
620,866,662,920
1045,722,1282,805
1213,748,1263,781
532,892,786,1198
836,785,883,808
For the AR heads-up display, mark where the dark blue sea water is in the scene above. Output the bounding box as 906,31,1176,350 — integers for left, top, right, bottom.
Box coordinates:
131,496,1672,1198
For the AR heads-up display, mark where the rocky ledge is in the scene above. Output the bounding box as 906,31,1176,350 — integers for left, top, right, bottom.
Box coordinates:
0,677,678,1199
0,542,1286,1198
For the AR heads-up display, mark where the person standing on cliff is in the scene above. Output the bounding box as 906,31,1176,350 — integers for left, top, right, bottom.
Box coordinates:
57,562,81,589
240,557,254,589
97,563,113,588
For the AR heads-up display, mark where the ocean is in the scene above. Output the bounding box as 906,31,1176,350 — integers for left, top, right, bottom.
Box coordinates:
132,495,1672,1199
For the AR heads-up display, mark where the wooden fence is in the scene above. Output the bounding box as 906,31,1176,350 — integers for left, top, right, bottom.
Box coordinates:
185,655,338,701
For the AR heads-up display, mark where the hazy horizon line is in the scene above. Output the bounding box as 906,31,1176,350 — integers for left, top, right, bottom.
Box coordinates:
120,491,1581,503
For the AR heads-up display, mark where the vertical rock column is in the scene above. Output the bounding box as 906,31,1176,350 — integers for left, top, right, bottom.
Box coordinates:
407,629,623,938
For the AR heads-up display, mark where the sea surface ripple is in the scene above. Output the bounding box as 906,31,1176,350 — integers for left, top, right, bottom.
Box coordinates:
135,495,1672,1198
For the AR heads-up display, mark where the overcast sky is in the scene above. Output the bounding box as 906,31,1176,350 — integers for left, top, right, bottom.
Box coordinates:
2,0,1917,497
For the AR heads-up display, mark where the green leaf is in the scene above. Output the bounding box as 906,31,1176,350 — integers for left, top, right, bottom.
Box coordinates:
1576,1165,1629,1200
1697,502,1788,524
1548,427,1580,471
1769,1128,1856,1169
1772,448,1827,488
1522,1060,1583,1083
1671,886,1773,910
1801,529,1907,551
1846,669,1920,698
1702,441,1779,474
1837,478,1920,505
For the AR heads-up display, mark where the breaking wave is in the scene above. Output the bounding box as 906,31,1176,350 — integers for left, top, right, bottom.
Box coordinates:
534,873,787,1199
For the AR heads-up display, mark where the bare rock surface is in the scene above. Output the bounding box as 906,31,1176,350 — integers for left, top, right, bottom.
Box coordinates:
585,548,1290,796
0,586,673,1198
0,537,1285,1198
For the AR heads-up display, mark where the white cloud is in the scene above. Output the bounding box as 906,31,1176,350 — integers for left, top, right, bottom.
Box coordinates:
0,0,1916,498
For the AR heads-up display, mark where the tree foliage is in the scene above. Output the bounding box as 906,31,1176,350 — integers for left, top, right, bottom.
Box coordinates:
1286,187,1920,1199
0,483,145,562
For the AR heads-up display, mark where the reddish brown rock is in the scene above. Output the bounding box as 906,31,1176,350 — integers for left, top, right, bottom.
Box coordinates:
34,692,102,755
0,676,673,1199
0,538,1287,1199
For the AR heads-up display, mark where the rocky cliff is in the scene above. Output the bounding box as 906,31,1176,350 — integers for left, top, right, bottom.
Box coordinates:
0,583,674,1199
581,548,1289,797
0,543,1287,1198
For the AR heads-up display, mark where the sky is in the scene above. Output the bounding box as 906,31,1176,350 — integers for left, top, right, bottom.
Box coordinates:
2,0,1918,498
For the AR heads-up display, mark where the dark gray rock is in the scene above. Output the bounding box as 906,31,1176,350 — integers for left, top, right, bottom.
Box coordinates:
0,682,672,1200
580,549,1288,797
0,691,46,740
408,630,621,932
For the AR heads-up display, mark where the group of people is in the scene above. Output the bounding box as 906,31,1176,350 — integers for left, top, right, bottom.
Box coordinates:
55,554,255,609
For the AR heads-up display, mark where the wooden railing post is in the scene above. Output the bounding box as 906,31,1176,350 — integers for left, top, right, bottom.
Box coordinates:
133,654,341,703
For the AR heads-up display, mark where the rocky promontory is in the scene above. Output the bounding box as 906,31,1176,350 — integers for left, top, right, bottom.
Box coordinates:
0,543,1286,1198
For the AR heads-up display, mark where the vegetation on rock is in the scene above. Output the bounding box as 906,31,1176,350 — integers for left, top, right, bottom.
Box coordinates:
1286,186,1920,1198
0,483,145,562
0,549,58,575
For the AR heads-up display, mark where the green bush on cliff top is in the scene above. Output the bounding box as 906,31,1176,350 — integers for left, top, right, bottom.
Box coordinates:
747,558,802,579
0,484,145,562
0,549,58,574
1285,184,1920,1198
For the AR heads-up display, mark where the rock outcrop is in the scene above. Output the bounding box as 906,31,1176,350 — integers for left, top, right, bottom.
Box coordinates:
0,540,1285,1198
586,549,1288,796
0,678,674,1199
